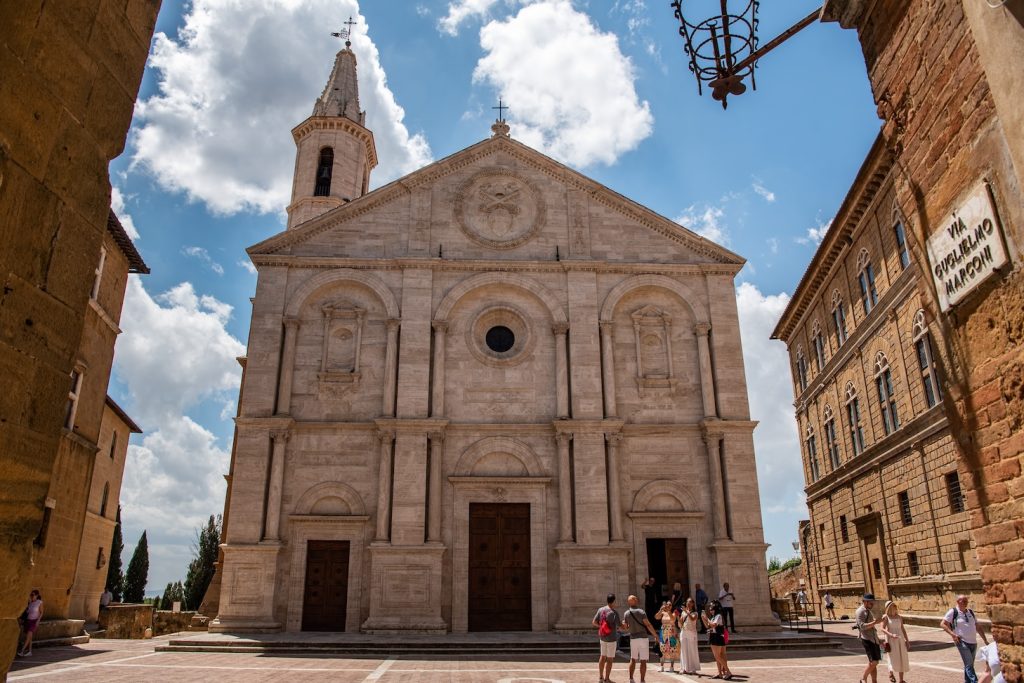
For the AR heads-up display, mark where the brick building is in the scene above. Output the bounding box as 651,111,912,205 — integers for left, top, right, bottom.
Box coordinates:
814,0,1023,676
0,2,160,668
774,135,983,619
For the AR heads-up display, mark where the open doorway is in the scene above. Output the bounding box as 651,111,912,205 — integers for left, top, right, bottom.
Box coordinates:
646,538,690,604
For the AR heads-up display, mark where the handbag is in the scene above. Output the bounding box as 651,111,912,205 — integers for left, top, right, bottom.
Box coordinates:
883,641,892,653
723,627,730,645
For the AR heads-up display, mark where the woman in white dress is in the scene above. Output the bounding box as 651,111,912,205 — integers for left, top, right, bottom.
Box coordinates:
678,597,702,675
880,600,910,683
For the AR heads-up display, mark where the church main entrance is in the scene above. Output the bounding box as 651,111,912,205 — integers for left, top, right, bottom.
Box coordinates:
468,503,531,631
646,538,690,600
302,540,350,631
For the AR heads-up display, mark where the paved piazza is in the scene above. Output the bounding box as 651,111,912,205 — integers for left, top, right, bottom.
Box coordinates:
8,624,974,682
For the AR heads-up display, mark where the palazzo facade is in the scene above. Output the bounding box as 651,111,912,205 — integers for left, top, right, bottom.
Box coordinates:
212,41,776,634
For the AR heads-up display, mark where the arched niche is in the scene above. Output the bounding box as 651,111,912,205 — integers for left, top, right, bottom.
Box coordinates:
293,481,367,516
286,269,400,319
631,479,699,513
454,437,545,478
434,272,567,325
599,274,708,325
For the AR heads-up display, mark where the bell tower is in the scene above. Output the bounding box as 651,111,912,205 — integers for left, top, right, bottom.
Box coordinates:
287,21,377,229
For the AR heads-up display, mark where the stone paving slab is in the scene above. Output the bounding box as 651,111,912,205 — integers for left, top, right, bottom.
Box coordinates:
6,624,973,682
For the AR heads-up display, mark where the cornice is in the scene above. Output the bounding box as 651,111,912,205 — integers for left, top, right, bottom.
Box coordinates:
448,476,552,487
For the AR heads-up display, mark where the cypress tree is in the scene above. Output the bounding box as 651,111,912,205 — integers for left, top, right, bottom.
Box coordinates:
105,505,125,601
122,530,149,603
184,515,221,611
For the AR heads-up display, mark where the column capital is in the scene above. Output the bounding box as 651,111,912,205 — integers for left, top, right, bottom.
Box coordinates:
428,431,446,444
283,316,302,330
599,320,614,332
694,322,712,336
387,318,402,331
701,429,724,445
552,322,569,335
555,432,573,446
270,429,291,443
431,319,449,333
605,432,624,446
377,429,395,444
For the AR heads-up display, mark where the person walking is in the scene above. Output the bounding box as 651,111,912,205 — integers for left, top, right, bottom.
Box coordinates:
880,601,910,683
796,588,809,615
702,600,732,680
623,595,659,683
718,582,737,632
941,594,989,683
17,590,43,657
695,583,709,633
679,597,702,675
654,601,679,673
856,593,884,683
823,590,836,620
593,593,622,683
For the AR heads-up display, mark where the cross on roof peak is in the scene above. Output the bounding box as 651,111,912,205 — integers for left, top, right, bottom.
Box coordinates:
492,98,509,122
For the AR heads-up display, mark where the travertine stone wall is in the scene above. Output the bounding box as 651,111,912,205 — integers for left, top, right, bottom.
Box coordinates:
0,0,159,671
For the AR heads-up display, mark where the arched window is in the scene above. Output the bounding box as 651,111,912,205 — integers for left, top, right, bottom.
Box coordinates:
823,404,841,470
831,290,848,346
806,425,821,482
100,482,110,518
894,220,910,270
845,382,865,455
857,249,879,315
795,348,809,392
811,321,827,372
314,147,334,197
913,310,943,408
875,352,900,435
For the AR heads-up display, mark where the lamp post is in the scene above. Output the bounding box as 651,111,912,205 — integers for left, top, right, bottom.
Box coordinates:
671,1,823,109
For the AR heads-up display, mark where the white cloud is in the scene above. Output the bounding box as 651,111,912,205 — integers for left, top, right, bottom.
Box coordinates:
438,0,501,35
182,246,224,275
473,0,653,167
767,237,779,254
114,277,245,590
110,186,140,240
237,259,258,275
675,203,728,245
734,282,805,556
752,180,776,202
132,0,432,217
796,216,832,245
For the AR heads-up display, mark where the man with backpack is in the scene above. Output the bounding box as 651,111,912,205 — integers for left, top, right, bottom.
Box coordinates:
593,593,623,683
942,594,989,683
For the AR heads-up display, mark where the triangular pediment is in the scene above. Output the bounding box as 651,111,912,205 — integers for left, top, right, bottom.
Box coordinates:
249,135,744,267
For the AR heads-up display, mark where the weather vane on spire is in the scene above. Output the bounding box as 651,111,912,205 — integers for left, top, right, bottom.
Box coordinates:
331,16,358,47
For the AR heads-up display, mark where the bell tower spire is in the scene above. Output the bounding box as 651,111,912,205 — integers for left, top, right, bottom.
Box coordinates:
286,17,378,230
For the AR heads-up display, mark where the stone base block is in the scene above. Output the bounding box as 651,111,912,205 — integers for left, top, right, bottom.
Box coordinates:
213,542,284,633
553,543,630,631
361,543,447,633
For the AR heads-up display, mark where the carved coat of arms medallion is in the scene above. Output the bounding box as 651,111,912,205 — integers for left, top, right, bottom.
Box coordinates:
454,169,545,249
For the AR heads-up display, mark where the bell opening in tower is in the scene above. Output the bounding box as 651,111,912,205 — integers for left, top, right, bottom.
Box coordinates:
314,147,334,197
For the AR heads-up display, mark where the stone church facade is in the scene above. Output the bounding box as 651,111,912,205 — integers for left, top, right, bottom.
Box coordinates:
212,41,776,633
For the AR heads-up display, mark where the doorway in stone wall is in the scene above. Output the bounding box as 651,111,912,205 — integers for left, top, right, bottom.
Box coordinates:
647,538,690,601
468,503,531,631
302,540,350,631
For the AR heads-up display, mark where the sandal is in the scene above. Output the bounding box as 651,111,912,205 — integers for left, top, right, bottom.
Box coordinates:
889,673,896,683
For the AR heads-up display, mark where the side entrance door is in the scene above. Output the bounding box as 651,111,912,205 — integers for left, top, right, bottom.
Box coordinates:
302,540,350,631
646,537,691,601
468,503,531,631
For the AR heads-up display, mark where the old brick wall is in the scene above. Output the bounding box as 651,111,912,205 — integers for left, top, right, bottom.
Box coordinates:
0,0,160,674
835,0,1024,676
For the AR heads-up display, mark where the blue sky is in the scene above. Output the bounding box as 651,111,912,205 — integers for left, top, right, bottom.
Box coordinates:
109,0,880,595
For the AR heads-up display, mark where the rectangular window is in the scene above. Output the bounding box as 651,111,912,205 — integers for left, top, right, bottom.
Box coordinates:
946,471,965,513
840,515,849,543
877,369,900,435
859,264,879,315
807,434,820,482
91,247,106,301
824,565,831,583
895,222,910,270
833,303,848,346
916,335,943,408
812,332,827,371
846,561,854,581
847,398,865,455
65,369,83,430
872,558,882,580
824,419,841,470
898,490,913,526
109,430,118,459
796,355,808,392
907,551,919,576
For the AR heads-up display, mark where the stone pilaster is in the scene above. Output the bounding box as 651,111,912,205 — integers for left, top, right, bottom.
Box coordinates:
275,318,301,415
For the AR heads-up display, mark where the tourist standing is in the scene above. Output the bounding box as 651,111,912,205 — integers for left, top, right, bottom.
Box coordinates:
669,582,684,612
593,593,622,683
702,600,732,680
881,601,910,683
641,577,661,621
796,588,809,614
823,590,836,620
695,583,709,632
679,597,702,675
856,593,883,683
655,601,679,673
18,590,43,657
624,595,659,683
718,582,737,632
941,594,989,683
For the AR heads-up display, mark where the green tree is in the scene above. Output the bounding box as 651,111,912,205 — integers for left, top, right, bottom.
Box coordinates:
160,581,186,610
105,505,124,601
183,515,221,611
767,556,782,573
122,530,149,603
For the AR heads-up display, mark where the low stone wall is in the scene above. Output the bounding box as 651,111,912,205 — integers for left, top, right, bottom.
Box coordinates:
153,610,197,636
97,604,154,639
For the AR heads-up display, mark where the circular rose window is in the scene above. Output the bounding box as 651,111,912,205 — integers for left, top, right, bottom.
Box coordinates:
485,325,515,353
468,306,533,366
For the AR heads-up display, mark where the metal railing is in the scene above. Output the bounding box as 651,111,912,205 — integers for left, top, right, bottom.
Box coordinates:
774,599,825,632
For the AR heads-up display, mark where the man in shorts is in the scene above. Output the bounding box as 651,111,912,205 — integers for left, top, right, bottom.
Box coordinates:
623,594,659,683
856,593,883,683
593,593,622,683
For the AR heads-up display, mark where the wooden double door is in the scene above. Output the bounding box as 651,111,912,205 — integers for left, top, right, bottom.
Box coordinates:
647,538,690,601
468,503,532,631
302,540,350,631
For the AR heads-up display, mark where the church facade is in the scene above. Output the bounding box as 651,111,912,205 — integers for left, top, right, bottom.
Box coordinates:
212,41,777,633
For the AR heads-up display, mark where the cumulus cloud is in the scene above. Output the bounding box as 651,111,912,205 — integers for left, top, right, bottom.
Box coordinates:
734,282,805,554
797,216,832,246
473,0,653,167
237,259,258,275
110,186,140,240
438,0,501,35
675,203,728,245
752,180,776,202
132,0,432,216
182,246,224,275
114,277,245,589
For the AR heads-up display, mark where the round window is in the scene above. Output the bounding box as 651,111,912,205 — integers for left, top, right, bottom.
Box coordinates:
485,325,515,353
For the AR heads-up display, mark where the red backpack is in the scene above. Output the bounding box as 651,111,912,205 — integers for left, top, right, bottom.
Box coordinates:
598,609,614,637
